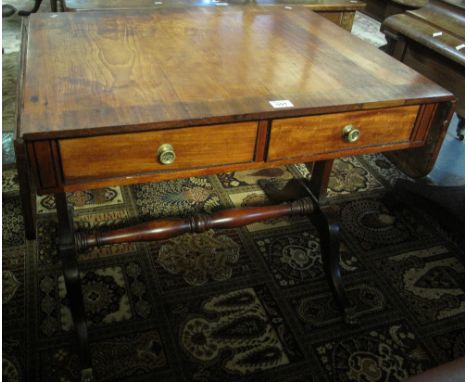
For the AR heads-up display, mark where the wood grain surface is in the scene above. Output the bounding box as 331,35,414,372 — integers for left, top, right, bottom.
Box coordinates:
75,200,314,251
63,0,366,12
59,122,258,180
62,0,365,32
268,105,419,160
18,7,452,140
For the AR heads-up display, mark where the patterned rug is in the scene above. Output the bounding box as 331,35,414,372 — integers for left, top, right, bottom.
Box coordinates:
2,7,464,382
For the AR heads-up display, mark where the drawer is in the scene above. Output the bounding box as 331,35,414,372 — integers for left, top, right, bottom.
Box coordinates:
267,105,419,161
59,122,258,180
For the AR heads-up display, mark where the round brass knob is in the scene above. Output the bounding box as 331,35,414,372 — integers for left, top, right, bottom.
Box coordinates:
342,124,360,143
157,143,176,165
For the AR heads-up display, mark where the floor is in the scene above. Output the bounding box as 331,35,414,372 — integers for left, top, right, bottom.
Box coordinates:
428,115,465,186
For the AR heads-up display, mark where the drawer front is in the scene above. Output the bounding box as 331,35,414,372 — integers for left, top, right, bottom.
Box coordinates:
60,122,258,180
268,105,419,161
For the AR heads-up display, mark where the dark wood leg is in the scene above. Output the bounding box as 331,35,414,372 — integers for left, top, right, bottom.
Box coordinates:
311,206,357,325
55,192,94,382
18,0,43,16
456,115,464,141
2,4,17,17
306,160,333,204
50,0,58,12
14,140,36,240
260,162,357,325
306,162,357,324
75,200,314,252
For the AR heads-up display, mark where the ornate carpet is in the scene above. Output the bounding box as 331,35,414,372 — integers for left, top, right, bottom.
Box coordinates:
2,6,464,382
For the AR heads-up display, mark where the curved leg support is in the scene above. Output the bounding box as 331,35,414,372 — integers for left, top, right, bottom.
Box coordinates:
14,140,36,240
18,0,43,16
456,115,464,141
2,4,17,18
259,172,357,325
50,0,58,12
312,207,358,326
54,193,94,382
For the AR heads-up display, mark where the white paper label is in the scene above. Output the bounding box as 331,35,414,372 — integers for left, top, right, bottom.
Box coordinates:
284,6,292,9
456,44,465,51
269,100,294,108
432,31,443,37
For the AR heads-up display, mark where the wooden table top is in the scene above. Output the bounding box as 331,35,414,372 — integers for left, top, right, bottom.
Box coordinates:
19,7,452,140
63,0,366,12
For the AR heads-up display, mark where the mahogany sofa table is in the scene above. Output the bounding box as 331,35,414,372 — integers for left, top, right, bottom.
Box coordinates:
16,7,454,381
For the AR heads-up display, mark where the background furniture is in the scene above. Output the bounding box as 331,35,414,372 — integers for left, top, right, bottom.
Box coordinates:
43,0,366,31
381,0,464,176
404,357,464,382
394,179,464,246
362,0,427,21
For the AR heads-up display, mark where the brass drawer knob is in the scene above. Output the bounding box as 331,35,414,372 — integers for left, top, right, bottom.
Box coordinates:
157,143,176,165
342,124,360,143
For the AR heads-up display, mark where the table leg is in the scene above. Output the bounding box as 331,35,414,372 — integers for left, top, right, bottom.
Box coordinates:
50,0,58,12
14,140,36,240
456,115,464,141
306,159,333,204
306,160,357,324
260,161,357,325
17,0,43,16
55,192,94,382
2,4,17,17
310,205,357,325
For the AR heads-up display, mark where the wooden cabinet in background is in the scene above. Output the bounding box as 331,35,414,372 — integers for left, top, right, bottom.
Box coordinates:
60,0,366,31
381,0,465,176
